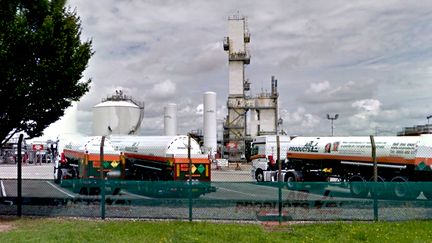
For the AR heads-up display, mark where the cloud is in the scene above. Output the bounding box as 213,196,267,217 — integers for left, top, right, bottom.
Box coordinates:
196,104,203,115
308,81,330,93
41,0,432,138
147,80,176,99
299,79,378,104
279,107,321,135
352,99,381,115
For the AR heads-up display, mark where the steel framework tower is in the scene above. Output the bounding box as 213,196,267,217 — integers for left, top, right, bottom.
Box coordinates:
223,15,279,162
222,14,250,162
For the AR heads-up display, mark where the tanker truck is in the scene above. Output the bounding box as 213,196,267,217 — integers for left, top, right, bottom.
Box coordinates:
55,135,214,197
251,134,432,199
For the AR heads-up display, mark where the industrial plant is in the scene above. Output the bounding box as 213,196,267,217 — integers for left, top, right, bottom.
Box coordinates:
222,14,279,162
88,14,282,163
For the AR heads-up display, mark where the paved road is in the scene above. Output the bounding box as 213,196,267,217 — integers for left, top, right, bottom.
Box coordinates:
0,163,427,203
0,163,54,179
0,163,271,201
0,163,253,181
0,163,256,201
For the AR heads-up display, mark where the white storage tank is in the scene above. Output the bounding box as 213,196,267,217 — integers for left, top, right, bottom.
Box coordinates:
203,92,217,155
164,103,177,136
92,91,144,136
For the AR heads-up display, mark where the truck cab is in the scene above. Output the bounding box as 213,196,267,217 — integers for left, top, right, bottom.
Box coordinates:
250,135,291,182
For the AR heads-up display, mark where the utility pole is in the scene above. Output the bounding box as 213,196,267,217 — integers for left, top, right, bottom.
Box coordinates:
327,114,339,136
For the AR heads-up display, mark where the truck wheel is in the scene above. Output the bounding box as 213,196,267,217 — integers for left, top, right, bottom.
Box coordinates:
285,172,301,190
390,176,419,200
255,169,264,182
285,174,296,190
349,175,368,198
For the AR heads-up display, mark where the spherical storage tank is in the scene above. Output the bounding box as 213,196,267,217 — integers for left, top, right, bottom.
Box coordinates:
92,91,144,136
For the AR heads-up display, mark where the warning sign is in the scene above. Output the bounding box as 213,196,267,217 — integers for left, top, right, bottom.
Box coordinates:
111,160,119,168
226,142,237,150
32,144,44,151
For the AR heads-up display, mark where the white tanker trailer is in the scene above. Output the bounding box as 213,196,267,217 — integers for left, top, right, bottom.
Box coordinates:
109,135,211,182
55,135,213,197
251,134,432,199
55,136,122,180
55,136,126,194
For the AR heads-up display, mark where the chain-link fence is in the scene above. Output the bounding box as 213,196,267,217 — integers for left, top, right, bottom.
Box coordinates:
1,169,432,221
1,134,432,222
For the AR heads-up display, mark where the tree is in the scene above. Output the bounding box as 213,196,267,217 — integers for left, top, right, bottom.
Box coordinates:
0,0,93,147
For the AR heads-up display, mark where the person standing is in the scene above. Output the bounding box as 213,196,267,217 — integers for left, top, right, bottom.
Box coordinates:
23,152,28,165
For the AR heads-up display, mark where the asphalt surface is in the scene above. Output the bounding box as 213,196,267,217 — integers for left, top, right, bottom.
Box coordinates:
0,163,255,199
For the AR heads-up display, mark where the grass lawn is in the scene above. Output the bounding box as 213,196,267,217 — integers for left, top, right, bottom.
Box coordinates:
0,218,431,242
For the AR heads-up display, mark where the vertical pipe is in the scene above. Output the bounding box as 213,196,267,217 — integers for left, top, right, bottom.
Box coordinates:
370,135,378,221
17,134,23,217
188,134,192,222
277,135,281,180
188,135,192,182
100,136,106,220
271,76,275,94
331,120,334,136
277,135,282,224
370,136,377,182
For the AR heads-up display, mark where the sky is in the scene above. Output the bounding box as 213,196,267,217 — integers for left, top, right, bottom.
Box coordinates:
44,0,432,139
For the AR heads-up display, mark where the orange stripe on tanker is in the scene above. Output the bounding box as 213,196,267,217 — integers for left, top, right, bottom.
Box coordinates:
63,149,121,161
287,152,415,165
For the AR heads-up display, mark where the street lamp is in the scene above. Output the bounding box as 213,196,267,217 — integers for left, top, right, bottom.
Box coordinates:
327,114,339,136
277,118,283,135
427,115,432,125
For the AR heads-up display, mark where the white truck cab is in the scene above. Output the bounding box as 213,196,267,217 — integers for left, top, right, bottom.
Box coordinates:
250,135,291,182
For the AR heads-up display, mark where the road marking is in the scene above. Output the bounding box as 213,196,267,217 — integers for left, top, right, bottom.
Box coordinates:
121,191,153,199
217,186,258,197
0,180,6,197
46,181,75,198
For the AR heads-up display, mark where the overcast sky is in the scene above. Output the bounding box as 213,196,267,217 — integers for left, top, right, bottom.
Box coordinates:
44,0,432,138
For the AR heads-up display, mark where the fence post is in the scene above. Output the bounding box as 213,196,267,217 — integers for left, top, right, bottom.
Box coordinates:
188,134,193,222
100,136,106,220
277,135,282,224
370,135,378,221
17,134,23,217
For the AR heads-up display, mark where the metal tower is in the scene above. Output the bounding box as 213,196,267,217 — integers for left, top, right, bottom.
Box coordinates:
223,14,279,162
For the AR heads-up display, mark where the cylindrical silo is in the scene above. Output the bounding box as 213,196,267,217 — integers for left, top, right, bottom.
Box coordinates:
203,92,217,155
164,103,177,136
